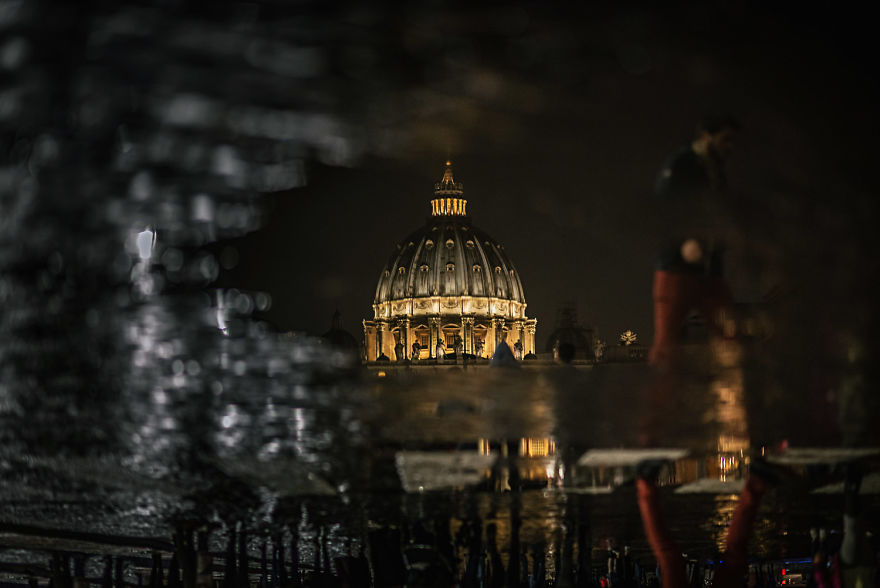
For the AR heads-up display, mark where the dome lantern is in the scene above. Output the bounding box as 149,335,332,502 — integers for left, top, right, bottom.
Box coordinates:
431,160,467,216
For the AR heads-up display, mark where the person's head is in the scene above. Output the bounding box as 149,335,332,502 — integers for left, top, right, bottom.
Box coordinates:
695,115,741,160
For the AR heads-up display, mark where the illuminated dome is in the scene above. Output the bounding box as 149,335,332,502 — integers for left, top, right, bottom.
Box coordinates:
364,162,537,362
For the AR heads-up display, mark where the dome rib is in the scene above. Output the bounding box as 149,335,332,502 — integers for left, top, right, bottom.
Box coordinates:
373,219,526,307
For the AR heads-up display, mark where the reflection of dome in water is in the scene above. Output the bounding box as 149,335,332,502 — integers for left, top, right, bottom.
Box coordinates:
364,162,537,361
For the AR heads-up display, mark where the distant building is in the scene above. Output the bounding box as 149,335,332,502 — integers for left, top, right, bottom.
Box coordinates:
363,162,537,362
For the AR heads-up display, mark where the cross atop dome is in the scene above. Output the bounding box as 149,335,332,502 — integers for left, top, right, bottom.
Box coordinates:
431,160,467,216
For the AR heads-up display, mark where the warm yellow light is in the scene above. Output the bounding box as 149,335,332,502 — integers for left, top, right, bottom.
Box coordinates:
377,371,386,378
478,439,490,455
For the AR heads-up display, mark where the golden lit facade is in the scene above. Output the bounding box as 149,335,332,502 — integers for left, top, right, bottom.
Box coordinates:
363,162,537,361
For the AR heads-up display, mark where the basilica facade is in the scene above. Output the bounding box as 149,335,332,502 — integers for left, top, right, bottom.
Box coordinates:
363,162,537,361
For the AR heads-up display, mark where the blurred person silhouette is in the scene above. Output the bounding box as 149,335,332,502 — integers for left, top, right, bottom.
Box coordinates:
635,458,781,588
650,115,742,370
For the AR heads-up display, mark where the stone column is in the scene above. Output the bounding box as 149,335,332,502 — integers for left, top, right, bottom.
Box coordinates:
504,320,515,346
429,316,441,359
492,318,506,353
462,316,474,355
486,320,496,357
362,320,376,362
526,320,537,355
396,318,409,359
376,320,387,360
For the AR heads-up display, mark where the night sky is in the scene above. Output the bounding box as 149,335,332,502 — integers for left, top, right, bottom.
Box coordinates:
218,2,879,348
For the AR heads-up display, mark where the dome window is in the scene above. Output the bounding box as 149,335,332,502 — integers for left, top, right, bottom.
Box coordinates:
445,239,454,249
425,240,434,249
510,269,515,276
472,264,481,273
419,264,429,272
384,270,390,277
494,266,502,274
446,263,455,272
466,240,475,248
398,266,406,275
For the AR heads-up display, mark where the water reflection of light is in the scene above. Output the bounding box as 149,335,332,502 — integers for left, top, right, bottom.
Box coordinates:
711,335,749,483
519,437,556,457
478,438,491,455
710,495,741,554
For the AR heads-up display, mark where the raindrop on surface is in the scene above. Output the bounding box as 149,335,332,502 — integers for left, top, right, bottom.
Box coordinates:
234,292,253,314
0,36,28,69
191,193,214,222
129,171,154,201
185,360,201,376
162,248,184,272
255,292,271,311
198,254,219,281
32,134,59,164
